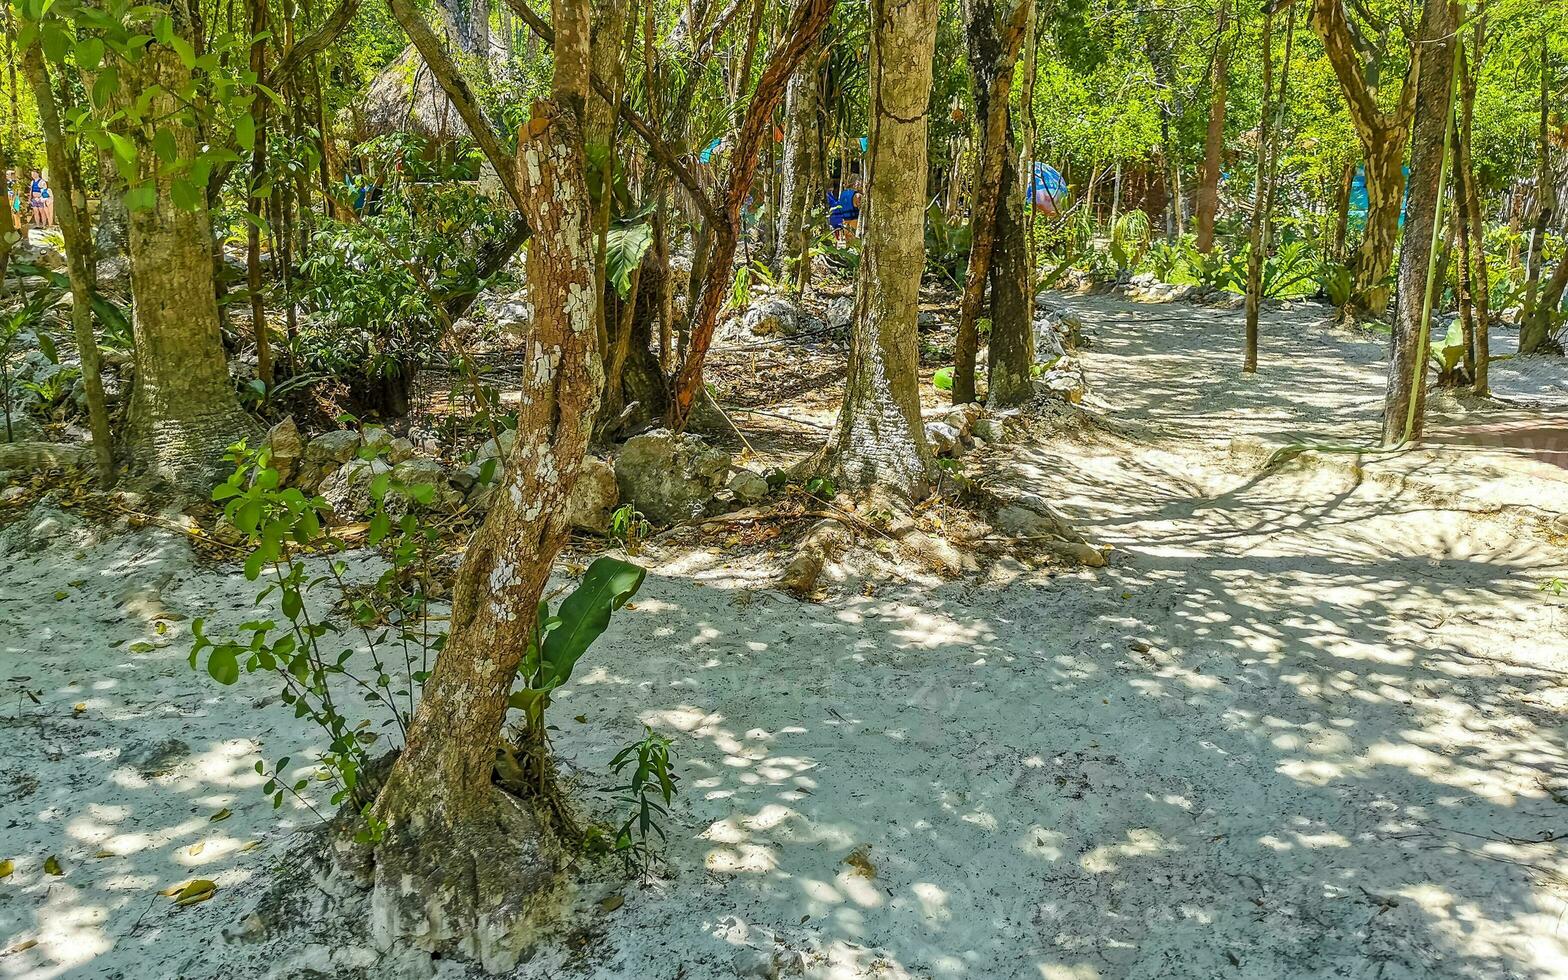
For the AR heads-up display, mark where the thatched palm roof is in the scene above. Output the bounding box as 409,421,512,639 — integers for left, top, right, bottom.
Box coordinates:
353,45,471,142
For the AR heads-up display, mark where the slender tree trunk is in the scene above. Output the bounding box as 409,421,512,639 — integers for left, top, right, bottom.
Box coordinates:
669,0,835,427
246,0,274,386
1331,160,1353,262
365,0,602,967
987,141,1033,405
775,56,820,284
20,47,114,484
1383,0,1458,446
1457,17,1490,395
953,0,1029,404
1195,0,1231,253
1520,39,1558,355
817,0,937,502
117,3,258,487
1243,8,1275,373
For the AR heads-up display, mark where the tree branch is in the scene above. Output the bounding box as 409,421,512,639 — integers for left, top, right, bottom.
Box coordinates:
386,0,524,209
502,0,722,228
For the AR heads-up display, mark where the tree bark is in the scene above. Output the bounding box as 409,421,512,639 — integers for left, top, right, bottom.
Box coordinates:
1456,19,1490,395
775,56,821,287
817,0,937,502
118,3,258,487
953,0,1030,404
1519,39,1559,355
20,46,115,484
1194,0,1231,254
246,0,274,387
365,0,603,967
1243,8,1275,374
669,0,835,428
1382,0,1457,446
986,137,1033,406
1311,0,1421,317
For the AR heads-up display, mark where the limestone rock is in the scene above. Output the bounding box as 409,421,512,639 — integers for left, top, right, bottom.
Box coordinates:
264,417,303,484
614,430,732,524
563,456,619,533
727,468,771,505
320,458,392,519
923,421,963,457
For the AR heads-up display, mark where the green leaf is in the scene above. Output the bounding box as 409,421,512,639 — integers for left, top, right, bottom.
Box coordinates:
605,220,654,298
207,647,239,685
539,558,646,689
170,35,196,70
76,37,104,70
235,113,255,151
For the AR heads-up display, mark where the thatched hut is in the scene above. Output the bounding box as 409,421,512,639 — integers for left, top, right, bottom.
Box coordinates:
348,45,471,143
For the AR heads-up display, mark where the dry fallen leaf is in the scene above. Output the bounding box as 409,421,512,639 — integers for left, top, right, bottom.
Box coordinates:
93,849,116,859
43,856,62,876
170,878,217,907
72,703,86,715
598,893,624,912
0,859,13,879
238,841,261,853
187,841,205,857
843,846,876,879
3,938,38,955
209,808,232,823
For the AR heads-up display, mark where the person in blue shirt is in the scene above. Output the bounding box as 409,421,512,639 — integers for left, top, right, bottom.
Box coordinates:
827,175,862,242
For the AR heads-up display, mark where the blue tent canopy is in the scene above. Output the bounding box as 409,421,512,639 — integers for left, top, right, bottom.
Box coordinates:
698,137,725,163
1349,165,1410,227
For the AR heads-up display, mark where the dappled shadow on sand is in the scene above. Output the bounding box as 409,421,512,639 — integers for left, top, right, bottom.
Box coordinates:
553,423,1568,978
0,519,351,980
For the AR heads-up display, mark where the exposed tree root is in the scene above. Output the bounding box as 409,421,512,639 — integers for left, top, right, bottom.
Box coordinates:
365,788,563,972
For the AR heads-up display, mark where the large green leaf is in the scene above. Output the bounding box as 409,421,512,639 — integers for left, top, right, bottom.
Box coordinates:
539,557,646,689
605,220,654,299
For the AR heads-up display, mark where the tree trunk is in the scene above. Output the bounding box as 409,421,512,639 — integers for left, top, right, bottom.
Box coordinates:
775,57,820,286
1457,18,1490,395
1331,160,1353,262
246,0,274,387
1311,0,1421,317
364,3,602,968
669,0,835,427
1243,8,1275,373
817,0,937,502
20,47,115,484
953,0,1029,404
986,134,1033,406
1194,0,1230,254
1519,39,1558,355
1382,0,1457,446
118,6,257,487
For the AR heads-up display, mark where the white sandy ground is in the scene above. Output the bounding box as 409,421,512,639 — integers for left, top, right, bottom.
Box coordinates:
2,295,1568,980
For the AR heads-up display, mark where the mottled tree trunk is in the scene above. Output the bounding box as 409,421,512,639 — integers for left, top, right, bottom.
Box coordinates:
363,0,602,968
952,0,1029,404
1311,0,1420,318
987,141,1033,406
21,47,114,484
117,7,257,488
775,59,820,287
1382,0,1457,446
1519,40,1559,355
1194,0,1230,254
818,0,937,502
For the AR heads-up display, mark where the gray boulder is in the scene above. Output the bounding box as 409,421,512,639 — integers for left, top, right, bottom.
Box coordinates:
319,458,392,519
923,421,963,458
563,456,619,533
614,429,732,524
264,417,303,484
727,468,771,505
